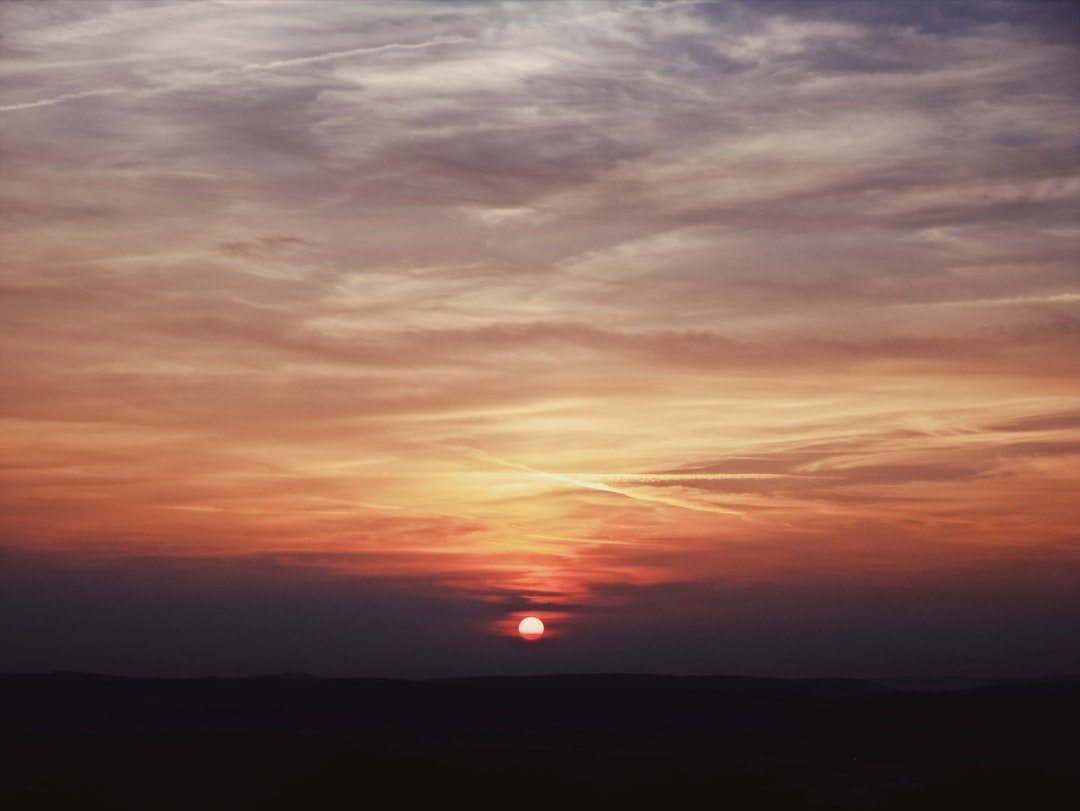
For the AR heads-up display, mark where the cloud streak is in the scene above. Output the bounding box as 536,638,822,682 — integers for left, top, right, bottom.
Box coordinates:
240,35,471,71
0,86,127,112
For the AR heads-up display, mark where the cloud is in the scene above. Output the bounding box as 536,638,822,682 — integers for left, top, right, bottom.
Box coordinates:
240,35,472,72
216,235,311,258
0,86,127,112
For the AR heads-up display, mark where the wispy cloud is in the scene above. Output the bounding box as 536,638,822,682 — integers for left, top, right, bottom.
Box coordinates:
240,35,471,71
0,86,126,112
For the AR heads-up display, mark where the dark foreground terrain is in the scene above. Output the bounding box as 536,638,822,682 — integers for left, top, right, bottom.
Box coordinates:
2,672,1077,810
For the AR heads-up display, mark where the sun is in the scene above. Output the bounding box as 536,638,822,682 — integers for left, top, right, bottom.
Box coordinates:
518,616,545,640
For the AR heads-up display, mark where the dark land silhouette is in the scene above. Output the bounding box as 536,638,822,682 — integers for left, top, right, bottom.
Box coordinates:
2,672,1077,810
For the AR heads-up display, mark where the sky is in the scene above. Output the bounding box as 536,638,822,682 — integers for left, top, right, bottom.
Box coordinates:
1,0,1078,679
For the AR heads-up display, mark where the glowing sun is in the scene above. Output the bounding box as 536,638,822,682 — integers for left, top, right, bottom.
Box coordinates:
518,616,545,640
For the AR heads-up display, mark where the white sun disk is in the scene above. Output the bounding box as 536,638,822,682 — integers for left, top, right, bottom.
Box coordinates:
518,616,545,640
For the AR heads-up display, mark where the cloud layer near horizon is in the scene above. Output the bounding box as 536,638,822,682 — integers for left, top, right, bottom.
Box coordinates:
1,1,1078,675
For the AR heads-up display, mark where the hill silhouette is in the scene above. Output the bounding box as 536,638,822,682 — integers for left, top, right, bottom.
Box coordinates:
2,672,1077,809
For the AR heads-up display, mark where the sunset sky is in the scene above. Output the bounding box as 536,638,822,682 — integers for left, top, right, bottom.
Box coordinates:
2,0,1078,678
